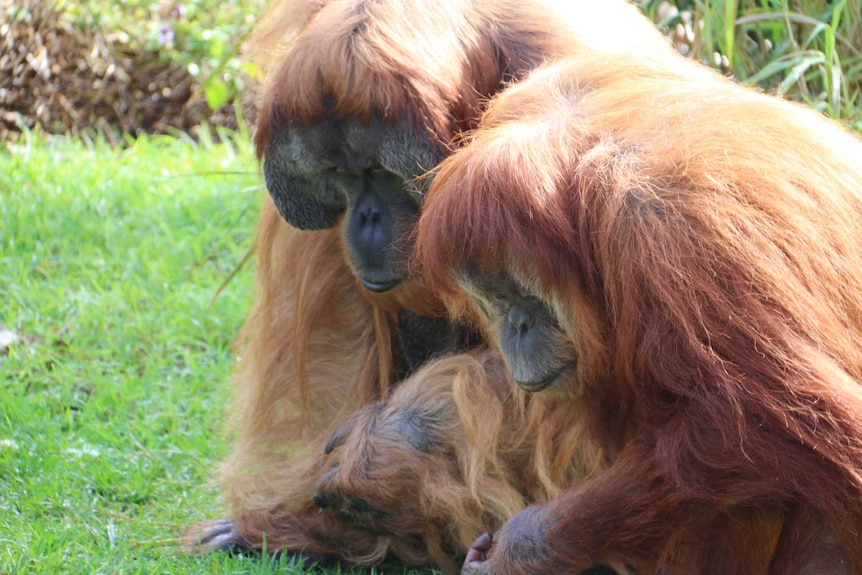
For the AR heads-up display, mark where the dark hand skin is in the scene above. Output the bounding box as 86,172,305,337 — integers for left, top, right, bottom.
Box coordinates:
463,532,494,575
461,505,567,575
461,507,632,575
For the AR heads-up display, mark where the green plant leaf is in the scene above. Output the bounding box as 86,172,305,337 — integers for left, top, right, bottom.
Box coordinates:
203,77,230,110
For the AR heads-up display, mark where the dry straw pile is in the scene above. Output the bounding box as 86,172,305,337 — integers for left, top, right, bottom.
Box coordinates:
0,0,244,143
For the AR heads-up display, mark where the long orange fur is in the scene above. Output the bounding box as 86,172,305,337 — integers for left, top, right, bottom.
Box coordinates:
418,49,862,574
186,1,682,571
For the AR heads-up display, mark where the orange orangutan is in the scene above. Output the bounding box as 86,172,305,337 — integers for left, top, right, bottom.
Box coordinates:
185,0,679,572
417,48,862,574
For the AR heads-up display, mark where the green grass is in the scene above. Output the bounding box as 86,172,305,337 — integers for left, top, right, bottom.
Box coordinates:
0,130,433,574
644,0,862,130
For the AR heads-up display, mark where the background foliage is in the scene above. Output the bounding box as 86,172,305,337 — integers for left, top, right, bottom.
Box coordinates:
645,0,861,129
1,0,860,140
0,0,265,141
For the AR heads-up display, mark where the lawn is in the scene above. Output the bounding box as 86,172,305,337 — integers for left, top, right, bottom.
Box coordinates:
0,130,434,574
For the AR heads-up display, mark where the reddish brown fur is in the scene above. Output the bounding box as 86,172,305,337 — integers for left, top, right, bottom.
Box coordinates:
418,50,862,574
186,0,681,570
252,0,677,157
313,348,609,574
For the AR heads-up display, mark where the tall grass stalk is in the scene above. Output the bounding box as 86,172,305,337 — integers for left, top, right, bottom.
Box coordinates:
645,0,861,128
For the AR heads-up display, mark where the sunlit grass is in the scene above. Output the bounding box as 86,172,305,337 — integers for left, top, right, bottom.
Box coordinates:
0,127,255,572
644,0,862,130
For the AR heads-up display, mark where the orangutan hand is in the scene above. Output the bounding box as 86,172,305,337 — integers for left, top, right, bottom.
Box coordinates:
462,532,494,575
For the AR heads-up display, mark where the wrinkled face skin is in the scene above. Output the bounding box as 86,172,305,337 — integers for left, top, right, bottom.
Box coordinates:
263,116,442,292
459,272,577,394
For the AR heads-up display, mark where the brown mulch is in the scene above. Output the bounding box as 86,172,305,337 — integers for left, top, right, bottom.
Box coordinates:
0,0,253,144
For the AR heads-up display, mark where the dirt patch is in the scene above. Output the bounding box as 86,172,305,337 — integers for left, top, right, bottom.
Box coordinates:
1,0,255,143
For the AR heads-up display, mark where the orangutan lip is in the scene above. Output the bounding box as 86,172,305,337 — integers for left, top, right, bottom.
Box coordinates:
516,363,574,393
359,277,403,292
